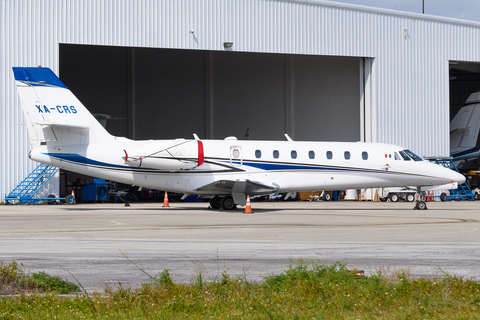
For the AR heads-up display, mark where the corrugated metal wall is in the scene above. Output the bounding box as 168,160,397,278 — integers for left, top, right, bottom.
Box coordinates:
1,0,480,201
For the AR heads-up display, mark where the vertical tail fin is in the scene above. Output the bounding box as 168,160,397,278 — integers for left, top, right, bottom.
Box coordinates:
13,67,113,147
450,92,480,151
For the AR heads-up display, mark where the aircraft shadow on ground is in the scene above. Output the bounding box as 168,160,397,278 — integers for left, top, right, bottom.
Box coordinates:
64,204,432,214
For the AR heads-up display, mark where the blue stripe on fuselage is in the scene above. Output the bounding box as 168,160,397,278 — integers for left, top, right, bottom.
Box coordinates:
43,153,147,170
45,152,389,174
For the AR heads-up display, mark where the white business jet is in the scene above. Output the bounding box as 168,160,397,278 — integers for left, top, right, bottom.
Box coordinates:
13,67,465,210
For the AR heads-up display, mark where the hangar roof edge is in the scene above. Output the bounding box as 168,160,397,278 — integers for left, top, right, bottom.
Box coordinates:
282,0,480,28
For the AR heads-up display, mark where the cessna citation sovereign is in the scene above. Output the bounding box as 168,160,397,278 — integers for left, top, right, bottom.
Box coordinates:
13,67,465,210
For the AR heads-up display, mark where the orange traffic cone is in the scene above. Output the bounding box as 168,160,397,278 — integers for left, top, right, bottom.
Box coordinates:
72,190,76,204
374,189,379,202
244,195,253,214
163,192,170,207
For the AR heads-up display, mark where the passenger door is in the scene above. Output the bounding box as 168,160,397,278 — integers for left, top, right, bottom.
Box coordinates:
229,146,243,166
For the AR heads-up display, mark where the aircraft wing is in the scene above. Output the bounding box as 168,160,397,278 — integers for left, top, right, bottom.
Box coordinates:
195,179,279,195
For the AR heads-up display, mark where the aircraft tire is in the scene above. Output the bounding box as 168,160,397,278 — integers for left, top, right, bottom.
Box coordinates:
389,193,399,202
474,193,480,201
416,201,427,210
65,194,75,205
210,196,221,210
405,193,415,202
440,193,447,202
287,192,299,201
322,193,331,201
220,196,236,210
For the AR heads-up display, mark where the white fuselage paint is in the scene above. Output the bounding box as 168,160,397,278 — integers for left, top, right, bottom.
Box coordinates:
30,139,464,195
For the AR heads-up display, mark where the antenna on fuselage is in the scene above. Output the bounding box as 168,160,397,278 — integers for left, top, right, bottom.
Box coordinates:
284,133,294,142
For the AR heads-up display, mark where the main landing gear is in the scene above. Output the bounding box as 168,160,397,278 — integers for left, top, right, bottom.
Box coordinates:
210,196,237,210
414,187,427,210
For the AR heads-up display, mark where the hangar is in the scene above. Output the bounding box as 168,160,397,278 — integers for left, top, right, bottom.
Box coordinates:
1,0,480,201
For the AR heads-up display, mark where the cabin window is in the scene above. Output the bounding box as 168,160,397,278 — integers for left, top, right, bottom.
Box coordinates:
394,152,401,160
344,151,350,160
232,149,240,158
404,149,423,161
309,151,315,159
399,151,411,161
273,150,279,159
255,150,262,158
291,150,297,159
362,152,368,160
326,151,333,159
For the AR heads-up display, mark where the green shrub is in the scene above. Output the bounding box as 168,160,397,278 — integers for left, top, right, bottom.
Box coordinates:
0,260,78,294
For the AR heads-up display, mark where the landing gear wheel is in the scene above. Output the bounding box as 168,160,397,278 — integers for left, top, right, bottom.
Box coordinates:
440,193,447,202
475,193,480,201
405,193,415,202
389,193,399,202
322,193,331,201
287,192,299,201
220,196,236,210
65,194,75,205
415,201,427,210
210,196,221,209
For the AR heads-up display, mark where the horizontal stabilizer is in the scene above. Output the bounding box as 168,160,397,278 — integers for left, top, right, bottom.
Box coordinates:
13,67,68,88
195,179,279,195
35,122,90,131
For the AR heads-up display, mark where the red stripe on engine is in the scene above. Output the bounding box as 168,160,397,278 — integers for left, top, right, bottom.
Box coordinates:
197,140,204,166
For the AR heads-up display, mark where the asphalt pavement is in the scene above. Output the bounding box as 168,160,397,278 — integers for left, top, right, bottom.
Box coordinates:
0,200,479,290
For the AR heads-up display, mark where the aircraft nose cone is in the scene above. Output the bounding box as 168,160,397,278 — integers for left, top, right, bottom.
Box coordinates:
450,170,466,185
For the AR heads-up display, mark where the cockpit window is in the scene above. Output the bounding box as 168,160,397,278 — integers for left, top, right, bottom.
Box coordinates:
394,152,401,160
404,149,423,161
399,151,411,161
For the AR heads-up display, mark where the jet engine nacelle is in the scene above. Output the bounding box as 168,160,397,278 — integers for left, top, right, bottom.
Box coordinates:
123,140,204,170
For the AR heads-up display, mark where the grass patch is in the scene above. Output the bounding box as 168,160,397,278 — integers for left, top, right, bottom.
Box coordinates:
0,260,79,295
1,259,480,319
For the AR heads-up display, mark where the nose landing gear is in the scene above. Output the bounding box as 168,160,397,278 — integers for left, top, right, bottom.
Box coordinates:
414,187,427,210
415,200,427,210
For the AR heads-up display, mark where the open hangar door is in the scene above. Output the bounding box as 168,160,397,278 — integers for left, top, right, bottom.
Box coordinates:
58,44,364,200
449,61,480,173
59,44,362,141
